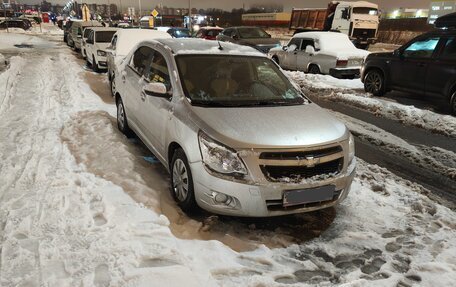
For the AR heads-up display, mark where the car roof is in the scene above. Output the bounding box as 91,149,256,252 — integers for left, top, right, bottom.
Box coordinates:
90,27,120,32
152,38,265,56
114,29,172,56
293,31,347,39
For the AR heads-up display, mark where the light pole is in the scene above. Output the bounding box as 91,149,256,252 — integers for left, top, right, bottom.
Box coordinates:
188,0,191,32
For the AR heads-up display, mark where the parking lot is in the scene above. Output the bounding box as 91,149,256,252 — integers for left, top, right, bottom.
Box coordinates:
0,25,455,287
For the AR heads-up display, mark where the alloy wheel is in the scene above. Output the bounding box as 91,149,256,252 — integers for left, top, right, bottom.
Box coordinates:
117,100,125,130
365,71,382,93
172,159,189,202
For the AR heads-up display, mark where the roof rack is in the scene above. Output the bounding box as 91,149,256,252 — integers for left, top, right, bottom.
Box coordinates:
435,12,456,29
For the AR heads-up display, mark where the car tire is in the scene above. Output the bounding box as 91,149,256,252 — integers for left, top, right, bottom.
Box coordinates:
92,56,99,73
170,149,198,213
116,97,134,138
450,90,456,116
272,56,279,65
110,74,116,97
364,69,386,97
308,64,321,74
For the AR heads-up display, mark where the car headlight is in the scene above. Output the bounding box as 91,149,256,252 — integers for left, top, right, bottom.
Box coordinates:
198,131,248,176
97,50,107,56
348,133,355,164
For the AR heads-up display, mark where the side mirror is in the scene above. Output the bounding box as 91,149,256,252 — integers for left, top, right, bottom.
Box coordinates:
305,45,315,54
282,46,288,51
288,44,297,52
143,82,169,98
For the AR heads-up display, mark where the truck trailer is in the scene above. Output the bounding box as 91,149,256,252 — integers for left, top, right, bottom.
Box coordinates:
289,1,379,48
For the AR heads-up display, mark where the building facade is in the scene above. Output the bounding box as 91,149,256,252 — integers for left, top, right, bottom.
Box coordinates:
429,0,456,24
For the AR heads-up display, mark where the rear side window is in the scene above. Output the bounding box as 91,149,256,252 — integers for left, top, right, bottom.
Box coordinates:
131,46,154,76
441,38,456,60
301,39,315,51
403,37,440,59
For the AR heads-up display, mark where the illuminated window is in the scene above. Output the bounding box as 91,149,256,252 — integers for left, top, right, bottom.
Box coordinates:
444,6,453,10
431,6,441,11
429,19,435,24
429,14,439,19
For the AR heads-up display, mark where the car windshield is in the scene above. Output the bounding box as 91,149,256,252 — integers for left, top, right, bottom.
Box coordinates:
96,31,116,43
176,55,306,107
172,29,191,38
238,27,270,39
352,7,378,15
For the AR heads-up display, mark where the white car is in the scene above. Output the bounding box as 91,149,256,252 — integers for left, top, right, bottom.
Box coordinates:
80,27,95,59
269,32,370,78
106,29,171,96
85,27,119,72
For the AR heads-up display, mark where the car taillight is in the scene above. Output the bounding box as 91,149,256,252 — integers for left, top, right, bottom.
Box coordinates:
336,60,348,67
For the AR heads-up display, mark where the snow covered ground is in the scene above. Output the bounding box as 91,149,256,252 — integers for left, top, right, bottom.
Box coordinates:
286,71,456,138
1,31,456,287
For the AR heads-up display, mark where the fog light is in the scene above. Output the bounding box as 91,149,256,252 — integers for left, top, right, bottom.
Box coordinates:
211,192,239,208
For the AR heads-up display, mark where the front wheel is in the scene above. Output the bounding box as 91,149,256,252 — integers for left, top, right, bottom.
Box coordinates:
450,91,456,116
364,70,386,97
110,74,116,97
92,56,99,73
170,149,198,213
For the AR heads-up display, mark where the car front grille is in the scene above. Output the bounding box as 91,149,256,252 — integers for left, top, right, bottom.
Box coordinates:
352,28,376,39
259,146,344,182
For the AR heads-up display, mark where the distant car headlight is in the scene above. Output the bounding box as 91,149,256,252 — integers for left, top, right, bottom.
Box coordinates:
198,131,248,176
348,133,355,164
97,50,107,56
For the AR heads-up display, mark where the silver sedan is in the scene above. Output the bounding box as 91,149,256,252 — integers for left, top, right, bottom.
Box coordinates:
114,38,356,217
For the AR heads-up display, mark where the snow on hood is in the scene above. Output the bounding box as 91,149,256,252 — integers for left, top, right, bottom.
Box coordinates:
189,103,348,148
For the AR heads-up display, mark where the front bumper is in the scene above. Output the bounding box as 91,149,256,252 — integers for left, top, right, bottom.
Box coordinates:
190,159,356,217
330,68,361,78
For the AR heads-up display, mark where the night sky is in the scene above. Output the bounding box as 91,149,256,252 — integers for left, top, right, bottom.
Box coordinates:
39,0,430,11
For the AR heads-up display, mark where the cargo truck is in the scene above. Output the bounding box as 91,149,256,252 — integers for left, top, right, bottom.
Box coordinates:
290,1,379,48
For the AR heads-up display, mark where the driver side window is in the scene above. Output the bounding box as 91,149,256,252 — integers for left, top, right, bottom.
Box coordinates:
403,37,440,59
131,46,154,76
288,38,302,49
146,51,171,91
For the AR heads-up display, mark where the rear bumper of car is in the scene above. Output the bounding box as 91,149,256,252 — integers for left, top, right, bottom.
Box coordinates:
330,68,360,78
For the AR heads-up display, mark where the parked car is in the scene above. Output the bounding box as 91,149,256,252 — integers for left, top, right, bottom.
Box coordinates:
361,13,456,115
85,27,119,72
80,27,95,59
67,20,102,50
0,19,32,30
106,29,171,96
114,38,356,217
194,26,223,40
216,26,281,53
269,32,369,78
154,26,191,38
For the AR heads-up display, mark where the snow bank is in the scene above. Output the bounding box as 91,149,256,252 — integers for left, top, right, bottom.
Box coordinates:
286,70,364,90
287,71,456,138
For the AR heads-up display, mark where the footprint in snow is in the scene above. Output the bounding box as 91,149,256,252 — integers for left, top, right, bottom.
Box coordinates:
94,264,110,287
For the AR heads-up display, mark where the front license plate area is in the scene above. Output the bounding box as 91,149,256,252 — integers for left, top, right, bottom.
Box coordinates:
283,186,335,207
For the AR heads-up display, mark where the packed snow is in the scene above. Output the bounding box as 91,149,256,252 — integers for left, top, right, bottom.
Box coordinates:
287,71,456,138
1,30,456,287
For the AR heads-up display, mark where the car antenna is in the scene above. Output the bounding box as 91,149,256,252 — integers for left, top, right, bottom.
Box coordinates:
218,41,223,50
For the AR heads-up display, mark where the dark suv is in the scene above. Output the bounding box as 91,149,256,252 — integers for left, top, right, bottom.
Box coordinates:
216,26,280,53
361,13,456,115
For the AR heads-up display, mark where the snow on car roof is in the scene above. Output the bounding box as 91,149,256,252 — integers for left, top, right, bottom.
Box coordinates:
114,29,172,56
155,38,265,56
90,27,120,32
293,31,348,40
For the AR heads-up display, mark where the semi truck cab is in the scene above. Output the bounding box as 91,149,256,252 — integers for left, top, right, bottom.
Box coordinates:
331,1,379,48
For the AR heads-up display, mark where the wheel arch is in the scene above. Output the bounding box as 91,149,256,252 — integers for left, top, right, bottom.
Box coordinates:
168,142,184,169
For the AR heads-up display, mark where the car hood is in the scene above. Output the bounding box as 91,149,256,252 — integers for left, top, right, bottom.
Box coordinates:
367,52,394,59
238,38,280,46
189,103,348,149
